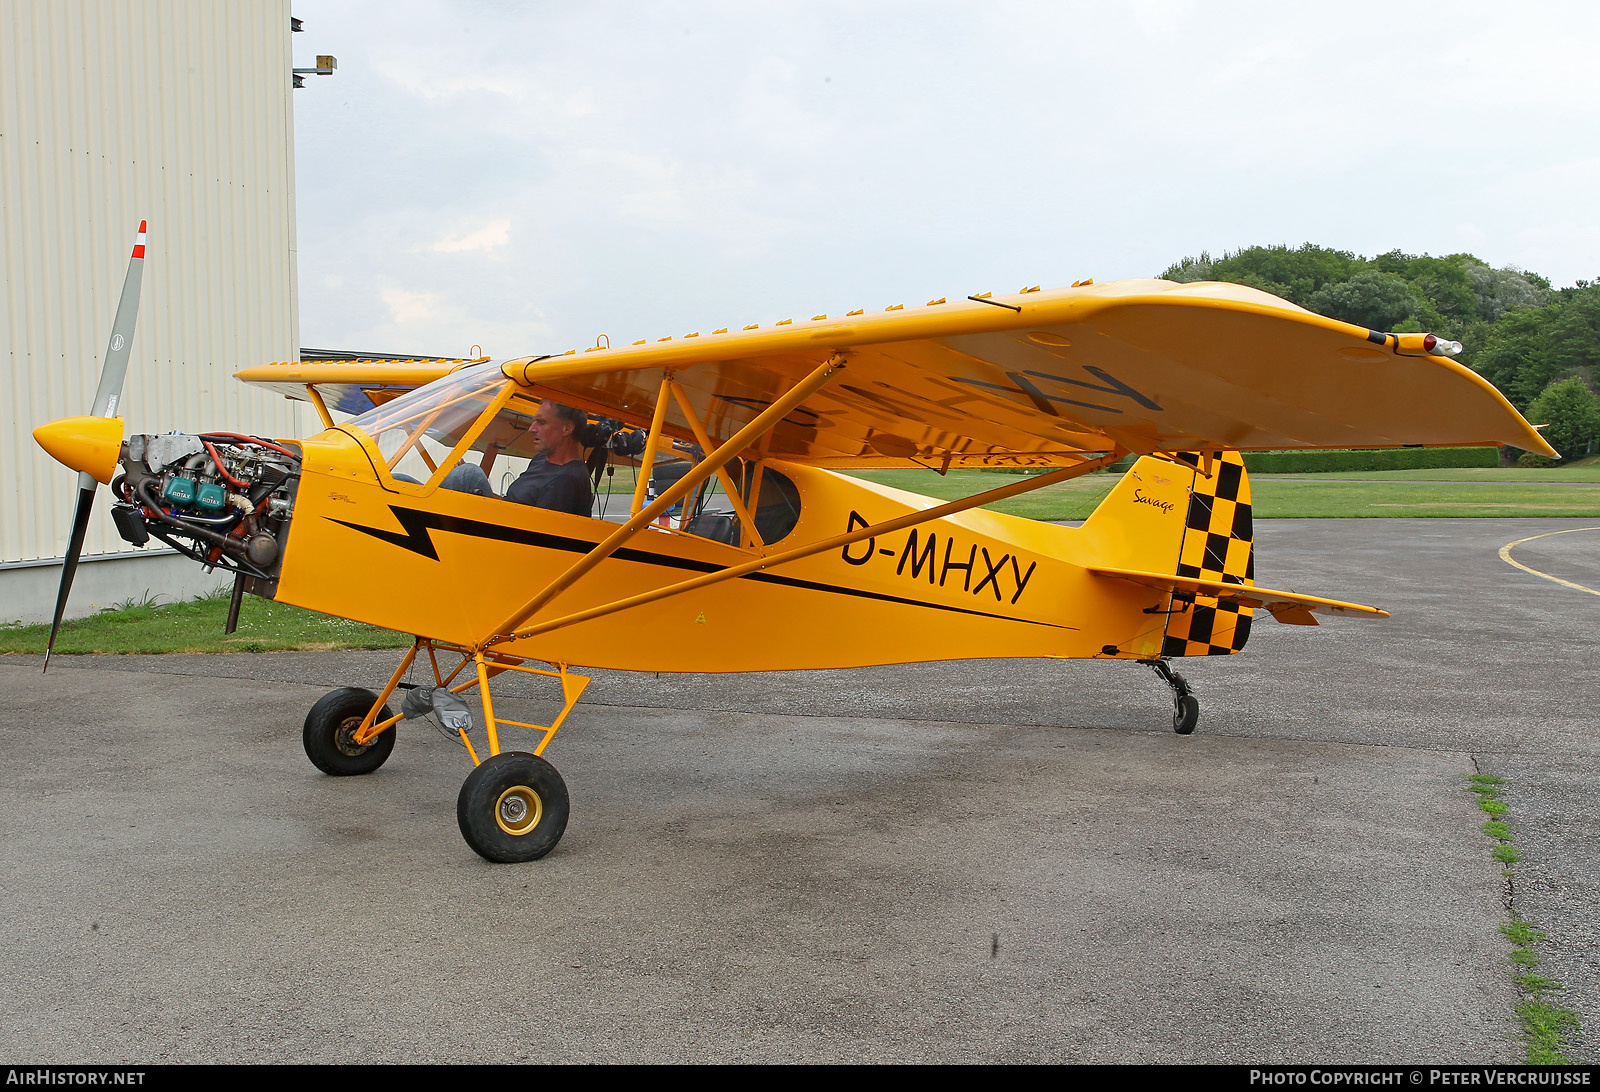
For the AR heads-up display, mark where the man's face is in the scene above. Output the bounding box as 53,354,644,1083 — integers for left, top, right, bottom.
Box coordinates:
529,402,573,453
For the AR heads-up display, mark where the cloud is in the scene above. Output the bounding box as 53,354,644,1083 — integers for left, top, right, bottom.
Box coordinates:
381,287,446,325
291,0,1600,358
429,218,512,254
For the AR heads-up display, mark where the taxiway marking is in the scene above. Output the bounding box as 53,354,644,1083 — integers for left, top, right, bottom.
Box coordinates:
1498,526,1600,597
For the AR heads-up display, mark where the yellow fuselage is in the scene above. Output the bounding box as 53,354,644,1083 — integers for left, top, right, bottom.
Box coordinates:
275,427,1194,671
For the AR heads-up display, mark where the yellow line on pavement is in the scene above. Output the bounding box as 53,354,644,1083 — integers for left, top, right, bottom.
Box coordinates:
1498,527,1600,597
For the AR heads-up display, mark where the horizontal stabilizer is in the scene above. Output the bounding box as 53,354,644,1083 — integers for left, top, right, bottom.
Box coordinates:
1087,565,1389,625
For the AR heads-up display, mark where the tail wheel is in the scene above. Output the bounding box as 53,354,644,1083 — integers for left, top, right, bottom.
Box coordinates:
1174,694,1199,735
303,687,396,775
457,752,570,863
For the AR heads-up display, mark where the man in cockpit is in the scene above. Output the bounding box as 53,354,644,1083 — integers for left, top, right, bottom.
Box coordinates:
441,400,594,517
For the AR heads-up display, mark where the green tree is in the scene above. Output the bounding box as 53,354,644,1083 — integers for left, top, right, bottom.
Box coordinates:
1155,243,1582,412
1463,261,1549,321
1524,377,1600,461
1306,271,1419,331
1372,251,1478,325
1161,244,1363,306
1473,307,1556,409
1544,283,1600,384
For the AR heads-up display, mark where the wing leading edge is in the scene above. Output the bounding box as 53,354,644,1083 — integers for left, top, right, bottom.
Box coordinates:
234,356,489,418
497,279,1553,466
234,279,1554,466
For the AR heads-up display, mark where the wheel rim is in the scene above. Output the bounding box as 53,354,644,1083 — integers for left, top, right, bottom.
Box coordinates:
495,785,543,836
335,716,371,757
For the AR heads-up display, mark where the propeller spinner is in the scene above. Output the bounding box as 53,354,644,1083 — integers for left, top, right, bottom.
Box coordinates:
32,220,146,670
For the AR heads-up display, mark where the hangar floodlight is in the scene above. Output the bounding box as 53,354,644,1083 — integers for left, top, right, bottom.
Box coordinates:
292,54,336,88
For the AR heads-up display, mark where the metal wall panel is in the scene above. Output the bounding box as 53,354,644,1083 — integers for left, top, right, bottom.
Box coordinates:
0,0,302,565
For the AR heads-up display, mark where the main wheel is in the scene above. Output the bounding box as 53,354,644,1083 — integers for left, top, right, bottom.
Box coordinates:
303,687,396,775
1173,694,1199,735
457,752,570,863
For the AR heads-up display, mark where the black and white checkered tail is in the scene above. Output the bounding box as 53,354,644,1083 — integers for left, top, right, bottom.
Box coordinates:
1161,451,1255,658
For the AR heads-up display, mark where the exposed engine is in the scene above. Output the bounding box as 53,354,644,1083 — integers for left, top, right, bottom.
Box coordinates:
110,431,301,587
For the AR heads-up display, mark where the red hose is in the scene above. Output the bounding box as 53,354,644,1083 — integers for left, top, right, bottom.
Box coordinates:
199,432,298,458
202,440,251,489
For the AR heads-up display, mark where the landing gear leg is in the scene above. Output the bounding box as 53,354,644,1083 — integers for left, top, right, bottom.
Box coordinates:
444,647,591,863
1148,659,1199,735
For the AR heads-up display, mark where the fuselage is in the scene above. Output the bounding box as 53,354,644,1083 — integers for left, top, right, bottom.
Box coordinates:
272,424,1188,671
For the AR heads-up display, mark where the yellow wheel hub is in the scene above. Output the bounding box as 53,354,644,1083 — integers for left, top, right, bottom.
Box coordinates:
495,785,543,836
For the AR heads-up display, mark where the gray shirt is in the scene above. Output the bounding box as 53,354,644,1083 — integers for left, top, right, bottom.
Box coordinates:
505,455,592,516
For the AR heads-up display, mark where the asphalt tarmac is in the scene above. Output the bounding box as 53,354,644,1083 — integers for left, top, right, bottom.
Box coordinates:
1,518,1594,1063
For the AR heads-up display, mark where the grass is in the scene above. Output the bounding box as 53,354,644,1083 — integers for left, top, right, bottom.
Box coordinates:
1469,773,1580,1063
1247,480,1600,517
844,467,1600,520
1272,466,1600,482
0,592,412,656
847,469,1124,520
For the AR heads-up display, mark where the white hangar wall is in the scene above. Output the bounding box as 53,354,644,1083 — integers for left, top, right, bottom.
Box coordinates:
0,0,305,622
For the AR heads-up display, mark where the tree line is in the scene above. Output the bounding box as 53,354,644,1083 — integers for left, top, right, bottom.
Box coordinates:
1161,245,1600,463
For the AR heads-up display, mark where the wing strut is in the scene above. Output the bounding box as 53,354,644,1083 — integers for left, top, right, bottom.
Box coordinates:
483,353,846,646
667,379,765,547
492,448,1123,646
628,374,674,516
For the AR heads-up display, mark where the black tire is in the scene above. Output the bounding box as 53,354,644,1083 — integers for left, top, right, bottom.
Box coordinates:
1173,694,1199,735
303,687,396,775
457,752,570,863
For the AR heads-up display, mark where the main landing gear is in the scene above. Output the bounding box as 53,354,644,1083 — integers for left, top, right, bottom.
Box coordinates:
303,687,397,775
1147,659,1199,735
457,752,570,863
302,639,590,863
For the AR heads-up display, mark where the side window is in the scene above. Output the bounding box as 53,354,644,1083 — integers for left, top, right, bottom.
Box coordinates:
741,464,801,544
658,457,801,547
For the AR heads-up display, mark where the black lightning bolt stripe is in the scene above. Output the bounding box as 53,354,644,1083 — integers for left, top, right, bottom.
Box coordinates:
328,507,1075,630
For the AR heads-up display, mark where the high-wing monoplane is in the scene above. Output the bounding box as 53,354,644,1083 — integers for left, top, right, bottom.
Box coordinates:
34,227,1555,861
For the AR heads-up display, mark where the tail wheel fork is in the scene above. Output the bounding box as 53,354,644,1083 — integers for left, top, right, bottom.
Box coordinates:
1147,659,1199,735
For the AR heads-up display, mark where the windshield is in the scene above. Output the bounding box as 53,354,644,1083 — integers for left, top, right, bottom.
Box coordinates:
346,362,507,481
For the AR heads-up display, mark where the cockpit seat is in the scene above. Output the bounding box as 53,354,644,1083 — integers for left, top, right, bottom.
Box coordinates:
685,513,739,546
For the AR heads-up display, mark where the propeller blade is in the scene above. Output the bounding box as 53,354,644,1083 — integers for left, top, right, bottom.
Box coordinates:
89,220,146,419
40,220,147,671
43,483,97,672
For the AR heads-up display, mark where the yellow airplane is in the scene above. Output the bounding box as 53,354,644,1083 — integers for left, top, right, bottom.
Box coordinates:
34,227,1555,862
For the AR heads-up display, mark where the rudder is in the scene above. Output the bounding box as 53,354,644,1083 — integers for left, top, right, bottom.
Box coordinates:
1161,451,1255,657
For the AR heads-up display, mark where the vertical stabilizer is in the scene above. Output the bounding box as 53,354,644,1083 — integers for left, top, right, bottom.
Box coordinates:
1081,451,1255,657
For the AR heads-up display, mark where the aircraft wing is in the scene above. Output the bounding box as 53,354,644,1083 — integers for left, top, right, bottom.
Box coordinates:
493,279,1553,467
1087,565,1389,625
234,279,1553,465
234,356,488,418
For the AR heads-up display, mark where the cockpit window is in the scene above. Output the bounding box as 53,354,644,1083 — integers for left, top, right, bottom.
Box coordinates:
669,459,801,546
347,362,508,482
741,463,801,544
347,367,800,541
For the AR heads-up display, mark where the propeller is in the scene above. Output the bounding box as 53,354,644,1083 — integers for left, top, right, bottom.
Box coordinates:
32,220,146,670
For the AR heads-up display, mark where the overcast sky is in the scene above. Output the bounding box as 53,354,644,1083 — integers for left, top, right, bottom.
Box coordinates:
289,0,1600,359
